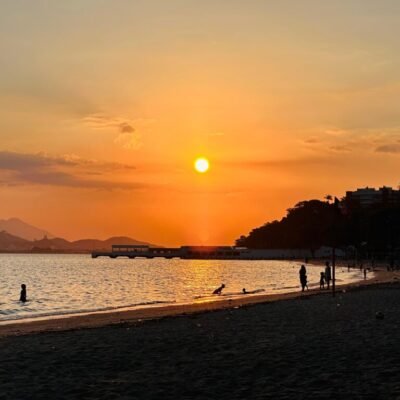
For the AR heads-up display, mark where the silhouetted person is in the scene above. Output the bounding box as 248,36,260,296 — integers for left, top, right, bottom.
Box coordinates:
242,288,248,294
364,268,367,280
20,284,27,302
299,265,307,292
325,262,332,289
213,283,225,295
320,272,325,289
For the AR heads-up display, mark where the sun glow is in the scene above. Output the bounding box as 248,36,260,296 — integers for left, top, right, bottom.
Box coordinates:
194,157,210,173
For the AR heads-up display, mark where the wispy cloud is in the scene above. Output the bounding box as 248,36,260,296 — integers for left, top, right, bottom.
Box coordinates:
83,114,136,133
375,144,400,154
301,127,400,156
303,137,319,144
0,151,142,190
329,144,351,152
222,157,331,170
83,113,154,150
324,128,349,137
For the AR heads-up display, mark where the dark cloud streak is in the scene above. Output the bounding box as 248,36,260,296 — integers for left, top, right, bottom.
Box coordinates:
375,144,400,154
0,151,141,190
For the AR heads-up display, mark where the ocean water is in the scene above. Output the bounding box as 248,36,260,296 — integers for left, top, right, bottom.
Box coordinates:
0,254,365,323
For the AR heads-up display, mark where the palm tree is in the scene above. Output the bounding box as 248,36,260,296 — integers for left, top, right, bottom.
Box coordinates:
324,195,333,204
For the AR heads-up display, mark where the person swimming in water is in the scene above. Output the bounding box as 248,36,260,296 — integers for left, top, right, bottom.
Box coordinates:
213,283,225,295
20,284,27,302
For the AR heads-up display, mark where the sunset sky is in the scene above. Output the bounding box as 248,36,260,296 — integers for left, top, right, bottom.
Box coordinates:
1,1,400,246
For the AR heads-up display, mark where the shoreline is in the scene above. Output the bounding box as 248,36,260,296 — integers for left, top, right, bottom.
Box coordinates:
1,269,397,338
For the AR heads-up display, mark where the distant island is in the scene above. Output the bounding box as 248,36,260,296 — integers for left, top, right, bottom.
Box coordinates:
0,218,155,253
236,186,400,261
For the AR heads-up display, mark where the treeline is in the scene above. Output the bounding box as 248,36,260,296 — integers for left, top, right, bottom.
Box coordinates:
236,199,400,257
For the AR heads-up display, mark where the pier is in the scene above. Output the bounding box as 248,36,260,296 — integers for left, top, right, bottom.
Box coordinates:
92,244,344,260
92,245,245,259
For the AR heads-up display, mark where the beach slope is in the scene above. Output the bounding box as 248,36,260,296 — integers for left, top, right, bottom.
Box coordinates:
0,282,399,399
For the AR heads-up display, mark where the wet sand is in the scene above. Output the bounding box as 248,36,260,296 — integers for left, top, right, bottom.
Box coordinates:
0,271,399,399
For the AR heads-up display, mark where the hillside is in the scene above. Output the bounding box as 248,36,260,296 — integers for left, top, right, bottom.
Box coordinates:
72,236,155,251
236,198,400,259
0,218,54,241
0,231,31,251
0,218,157,252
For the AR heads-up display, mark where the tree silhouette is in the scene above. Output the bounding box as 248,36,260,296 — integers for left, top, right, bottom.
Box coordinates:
324,195,333,203
236,198,400,259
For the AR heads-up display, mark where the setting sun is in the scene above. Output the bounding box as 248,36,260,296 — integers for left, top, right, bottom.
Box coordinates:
194,157,210,173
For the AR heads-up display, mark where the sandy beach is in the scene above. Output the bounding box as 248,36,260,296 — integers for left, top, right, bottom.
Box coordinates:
0,271,399,399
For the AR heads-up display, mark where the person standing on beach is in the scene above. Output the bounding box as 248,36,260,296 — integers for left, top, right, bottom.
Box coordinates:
320,272,325,290
299,265,307,292
325,262,332,289
19,284,27,302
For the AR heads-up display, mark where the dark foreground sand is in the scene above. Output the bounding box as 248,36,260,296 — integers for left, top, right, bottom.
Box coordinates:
0,282,399,400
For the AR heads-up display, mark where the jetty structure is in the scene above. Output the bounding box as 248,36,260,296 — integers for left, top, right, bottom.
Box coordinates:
92,245,245,260
92,245,343,260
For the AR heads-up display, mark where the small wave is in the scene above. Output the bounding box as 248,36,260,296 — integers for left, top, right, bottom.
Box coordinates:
194,289,265,300
0,300,175,323
276,285,299,290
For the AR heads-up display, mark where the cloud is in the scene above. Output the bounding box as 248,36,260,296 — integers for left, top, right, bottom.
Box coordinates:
222,157,331,170
329,144,351,152
114,132,141,150
9,170,144,190
0,151,75,169
324,128,349,137
83,114,136,133
301,127,400,157
303,137,319,144
0,151,141,190
83,113,146,149
375,144,400,154
0,151,135,172
119,122,135,133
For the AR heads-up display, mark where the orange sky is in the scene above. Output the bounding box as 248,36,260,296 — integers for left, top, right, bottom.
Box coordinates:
1,1,400,246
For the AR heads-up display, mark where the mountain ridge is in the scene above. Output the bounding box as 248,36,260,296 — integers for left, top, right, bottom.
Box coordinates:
0,218,54,241
0,219,157,252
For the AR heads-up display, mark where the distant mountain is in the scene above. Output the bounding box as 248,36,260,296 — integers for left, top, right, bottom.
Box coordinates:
31,236,74,251
0,229,156,253
0,217,157,252
72,236,155,251
0,231,31,251
0,218,54,241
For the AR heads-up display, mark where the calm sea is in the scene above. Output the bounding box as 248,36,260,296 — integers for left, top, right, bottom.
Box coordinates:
0,254,365,323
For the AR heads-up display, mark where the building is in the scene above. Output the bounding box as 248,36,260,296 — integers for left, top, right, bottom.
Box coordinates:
344,186,400,208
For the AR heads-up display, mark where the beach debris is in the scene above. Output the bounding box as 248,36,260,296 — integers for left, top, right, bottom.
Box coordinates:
375,311,384,320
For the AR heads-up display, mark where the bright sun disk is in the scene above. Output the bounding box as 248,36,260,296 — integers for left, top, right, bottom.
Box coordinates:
194,157,210,173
